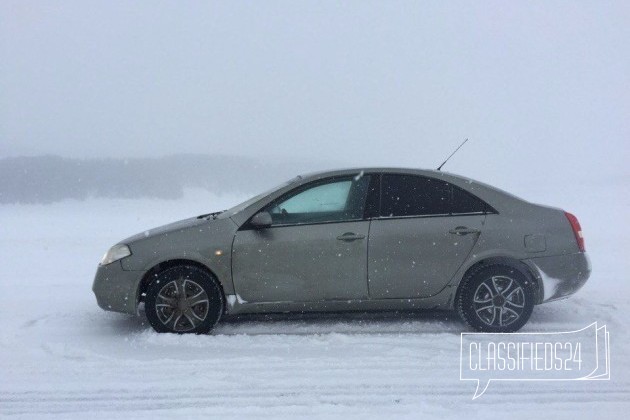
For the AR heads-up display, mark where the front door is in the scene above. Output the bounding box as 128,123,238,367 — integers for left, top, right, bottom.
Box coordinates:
232,175,373,303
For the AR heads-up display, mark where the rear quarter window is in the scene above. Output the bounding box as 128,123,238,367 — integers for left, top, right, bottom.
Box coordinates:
450,185,489,214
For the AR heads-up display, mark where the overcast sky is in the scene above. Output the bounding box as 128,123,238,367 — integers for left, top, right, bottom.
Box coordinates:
1,1,628,181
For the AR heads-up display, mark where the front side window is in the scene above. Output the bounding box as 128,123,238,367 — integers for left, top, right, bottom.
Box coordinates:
279,181,351,213
267,175,371,226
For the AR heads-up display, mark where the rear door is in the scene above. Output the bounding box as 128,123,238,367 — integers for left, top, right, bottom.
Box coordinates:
232,174,374,303
368,174,487,298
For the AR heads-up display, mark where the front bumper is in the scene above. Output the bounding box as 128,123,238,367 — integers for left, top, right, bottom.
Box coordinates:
92,261,145,315
523,252,591,303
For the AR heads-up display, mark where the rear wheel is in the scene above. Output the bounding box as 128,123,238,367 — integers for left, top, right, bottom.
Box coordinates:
145,265,223,334
456,264,535,332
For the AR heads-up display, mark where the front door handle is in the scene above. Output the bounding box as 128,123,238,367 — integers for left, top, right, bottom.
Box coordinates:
449,226,480,235
336,232,366,242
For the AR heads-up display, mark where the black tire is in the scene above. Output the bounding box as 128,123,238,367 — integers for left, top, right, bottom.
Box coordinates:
145,265,223,334
456,264,535,332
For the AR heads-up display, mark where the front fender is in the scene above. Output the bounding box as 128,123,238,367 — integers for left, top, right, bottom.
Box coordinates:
120,217,238,295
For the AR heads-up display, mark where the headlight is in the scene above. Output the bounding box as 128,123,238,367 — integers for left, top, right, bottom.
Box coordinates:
100,244,131,265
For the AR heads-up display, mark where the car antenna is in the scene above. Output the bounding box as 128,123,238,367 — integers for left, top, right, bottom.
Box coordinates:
436,138,468,171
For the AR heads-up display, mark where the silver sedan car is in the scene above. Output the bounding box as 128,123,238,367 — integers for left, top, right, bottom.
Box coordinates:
93,168,590,333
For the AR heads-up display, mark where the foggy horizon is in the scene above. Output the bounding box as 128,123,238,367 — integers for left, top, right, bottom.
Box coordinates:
2,1,628,183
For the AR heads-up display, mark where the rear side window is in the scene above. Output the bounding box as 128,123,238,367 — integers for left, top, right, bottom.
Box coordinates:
380,174,491,217
381,174,450,217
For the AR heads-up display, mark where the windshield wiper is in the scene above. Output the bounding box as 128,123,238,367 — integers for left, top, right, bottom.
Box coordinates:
197,210,226,220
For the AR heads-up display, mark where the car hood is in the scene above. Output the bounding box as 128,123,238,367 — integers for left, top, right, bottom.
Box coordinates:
120,215,212,244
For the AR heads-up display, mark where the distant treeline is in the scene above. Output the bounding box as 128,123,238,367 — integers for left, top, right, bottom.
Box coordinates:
0,155,333,204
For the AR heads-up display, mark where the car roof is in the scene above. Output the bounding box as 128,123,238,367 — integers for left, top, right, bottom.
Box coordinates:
298,167,467,183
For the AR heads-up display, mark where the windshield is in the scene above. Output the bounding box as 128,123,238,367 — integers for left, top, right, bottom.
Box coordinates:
222,177,300,217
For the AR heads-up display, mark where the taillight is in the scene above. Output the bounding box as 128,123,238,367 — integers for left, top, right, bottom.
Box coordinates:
564,211,585,252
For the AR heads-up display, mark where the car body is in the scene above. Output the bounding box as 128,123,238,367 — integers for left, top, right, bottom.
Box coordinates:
93,168,590,333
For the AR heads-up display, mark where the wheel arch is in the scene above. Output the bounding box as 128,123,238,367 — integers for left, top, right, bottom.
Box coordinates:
137,259,227,312
455,256,543,304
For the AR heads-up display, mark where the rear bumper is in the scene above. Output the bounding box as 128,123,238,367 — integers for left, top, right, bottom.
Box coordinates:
523,252,591,303
92,261,145,315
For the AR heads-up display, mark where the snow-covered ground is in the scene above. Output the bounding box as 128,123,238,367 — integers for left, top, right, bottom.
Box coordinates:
1,181,628,419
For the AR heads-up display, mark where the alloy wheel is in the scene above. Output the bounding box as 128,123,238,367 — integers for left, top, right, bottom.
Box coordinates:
154,278,210,332
472,275,526,327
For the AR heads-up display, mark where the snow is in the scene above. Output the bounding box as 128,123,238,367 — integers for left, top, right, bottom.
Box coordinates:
1,184,628,419
538,264,567,302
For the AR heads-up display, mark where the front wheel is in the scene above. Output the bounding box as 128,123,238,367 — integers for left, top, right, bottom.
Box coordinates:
456,265,535,332
145,265,223,334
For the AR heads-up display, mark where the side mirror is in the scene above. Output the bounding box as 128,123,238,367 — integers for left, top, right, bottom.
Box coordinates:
250,211,272,228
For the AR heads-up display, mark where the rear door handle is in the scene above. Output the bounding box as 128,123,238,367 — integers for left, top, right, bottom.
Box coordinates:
336,232,366,242
449,226,480,235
